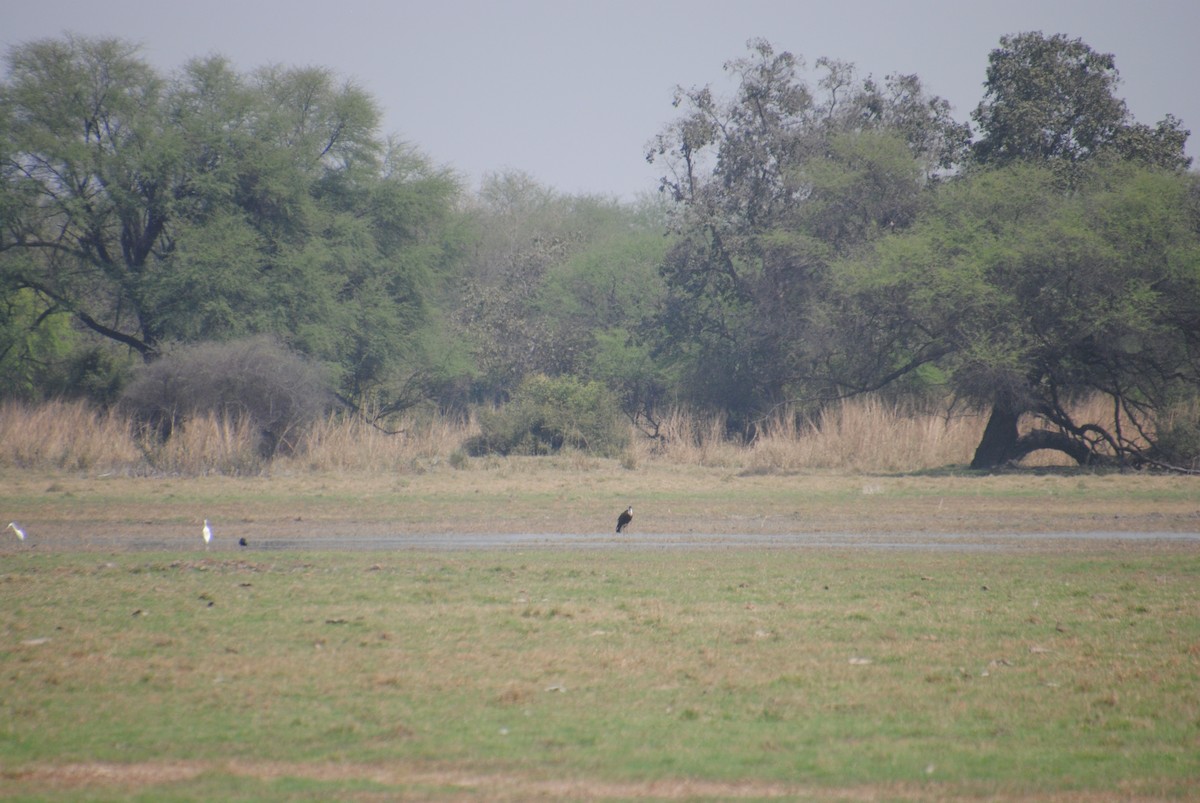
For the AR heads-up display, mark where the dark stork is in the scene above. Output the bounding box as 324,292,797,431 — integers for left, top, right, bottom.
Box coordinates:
616,505,633,533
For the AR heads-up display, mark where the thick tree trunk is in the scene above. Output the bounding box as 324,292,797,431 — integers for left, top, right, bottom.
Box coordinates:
1012,428,1096,466
971,404,1101,469
970,404,1021,469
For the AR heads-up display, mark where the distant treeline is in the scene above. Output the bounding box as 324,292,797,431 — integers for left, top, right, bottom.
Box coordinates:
2,33,1197,470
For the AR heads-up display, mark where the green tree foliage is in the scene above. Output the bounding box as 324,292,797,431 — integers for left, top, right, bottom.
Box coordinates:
835,163,1200,468
645,39,968,424
452,171,668,405
647,34,1199,471
466,373,629,456
0,35,461,412
453,172,582,396
971,31,1191,171
0,286,73,399
940,30,1196,468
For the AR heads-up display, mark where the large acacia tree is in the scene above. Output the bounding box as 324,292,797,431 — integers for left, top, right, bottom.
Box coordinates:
835,163,1200,469
0,35,461,409
948,31,1196,468
645,39,969,423
648,34,1198,470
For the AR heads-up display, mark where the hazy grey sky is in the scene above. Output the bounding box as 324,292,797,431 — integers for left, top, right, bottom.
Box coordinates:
5,0,1198,199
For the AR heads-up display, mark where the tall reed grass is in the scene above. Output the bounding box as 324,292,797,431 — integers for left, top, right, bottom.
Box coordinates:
621,398,1006,472
750,397,988,472
0,399,141,472
0,395,1149,476
296,410,477,472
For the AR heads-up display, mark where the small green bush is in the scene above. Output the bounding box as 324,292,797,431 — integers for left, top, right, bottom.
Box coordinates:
51,345,135,406
467,374,628,457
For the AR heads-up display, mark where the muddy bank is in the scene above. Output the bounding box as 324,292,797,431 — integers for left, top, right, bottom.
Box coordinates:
11,528,1200,553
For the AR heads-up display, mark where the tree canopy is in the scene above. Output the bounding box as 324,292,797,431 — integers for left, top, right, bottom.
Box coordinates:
0,35,462,410
835,163,1200,468
644,39,968,423
2,32,1198,471
647,35,1197,468
451,171,668,407
971,31,1191,171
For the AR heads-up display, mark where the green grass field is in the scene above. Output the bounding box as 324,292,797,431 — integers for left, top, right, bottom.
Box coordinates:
2,464,1199,800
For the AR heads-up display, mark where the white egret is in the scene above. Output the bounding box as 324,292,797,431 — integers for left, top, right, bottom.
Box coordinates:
202,519,212,549
7,522,26,541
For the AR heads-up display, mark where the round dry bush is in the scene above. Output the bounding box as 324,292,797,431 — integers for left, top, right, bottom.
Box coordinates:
121,337,332,457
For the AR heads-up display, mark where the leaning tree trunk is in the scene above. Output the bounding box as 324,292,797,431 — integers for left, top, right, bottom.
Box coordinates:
971,403,1103,469
969,404,1021,470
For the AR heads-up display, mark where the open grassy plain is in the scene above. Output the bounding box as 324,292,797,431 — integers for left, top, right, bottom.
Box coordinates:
1,460,1199,800
1,457,1198,543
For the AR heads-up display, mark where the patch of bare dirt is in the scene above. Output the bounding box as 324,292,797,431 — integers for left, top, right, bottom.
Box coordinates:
3,761,1180,801
3,761,203,791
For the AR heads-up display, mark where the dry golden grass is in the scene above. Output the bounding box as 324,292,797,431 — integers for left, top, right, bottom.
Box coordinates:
749,398,986,472
297,410,477,472
0,399,141,471
138,414,266,475
0,394,1170,477
627,408,742,466
621,401,986,471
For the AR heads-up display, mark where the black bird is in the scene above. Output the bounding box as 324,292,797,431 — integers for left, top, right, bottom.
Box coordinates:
616,505,633,533
238,537,248,547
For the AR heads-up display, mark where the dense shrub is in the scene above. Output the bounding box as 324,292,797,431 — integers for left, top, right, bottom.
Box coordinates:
466,374,628,456
1153,408,1200,470
120,337,332,457
47,345,135,406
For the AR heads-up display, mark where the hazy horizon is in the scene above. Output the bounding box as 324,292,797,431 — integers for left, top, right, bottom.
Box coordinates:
5,0,1198,199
